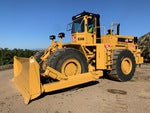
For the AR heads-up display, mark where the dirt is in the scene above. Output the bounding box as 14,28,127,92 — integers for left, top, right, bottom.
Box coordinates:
0,63,150,113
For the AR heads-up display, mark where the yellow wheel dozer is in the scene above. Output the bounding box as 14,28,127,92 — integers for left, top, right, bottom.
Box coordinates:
12,11,143,104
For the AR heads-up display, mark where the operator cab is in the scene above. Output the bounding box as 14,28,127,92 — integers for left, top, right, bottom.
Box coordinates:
71,11,101,44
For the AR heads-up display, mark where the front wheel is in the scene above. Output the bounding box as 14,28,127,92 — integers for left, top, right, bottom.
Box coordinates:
46,48,88,77
34,50,44,63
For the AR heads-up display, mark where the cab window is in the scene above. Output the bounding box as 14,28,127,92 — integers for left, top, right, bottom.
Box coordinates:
88,18,94,33
72,18,84,33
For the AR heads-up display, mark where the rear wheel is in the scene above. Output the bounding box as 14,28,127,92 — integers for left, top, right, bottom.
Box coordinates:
108,50,136,81
46,48,88,77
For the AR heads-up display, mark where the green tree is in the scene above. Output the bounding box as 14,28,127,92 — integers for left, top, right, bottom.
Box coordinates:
0,48,36,66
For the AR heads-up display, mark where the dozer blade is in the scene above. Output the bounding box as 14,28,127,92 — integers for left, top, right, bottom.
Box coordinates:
12,56,103,104
12,56,42,104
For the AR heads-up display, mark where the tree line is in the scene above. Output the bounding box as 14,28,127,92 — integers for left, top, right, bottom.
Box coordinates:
0,48,37,66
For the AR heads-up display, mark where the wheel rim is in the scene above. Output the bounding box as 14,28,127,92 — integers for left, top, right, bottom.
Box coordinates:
121,58,132,75
61,58,81,76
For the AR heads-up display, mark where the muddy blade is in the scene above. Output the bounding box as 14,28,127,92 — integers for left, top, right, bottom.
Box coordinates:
12,56,42,104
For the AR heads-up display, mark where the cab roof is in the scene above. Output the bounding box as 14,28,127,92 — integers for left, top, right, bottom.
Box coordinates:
72,11,100,20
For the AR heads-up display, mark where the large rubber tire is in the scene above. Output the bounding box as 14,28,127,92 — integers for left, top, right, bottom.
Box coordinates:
34,50,44,63
108,50,136,82
46,48,88,76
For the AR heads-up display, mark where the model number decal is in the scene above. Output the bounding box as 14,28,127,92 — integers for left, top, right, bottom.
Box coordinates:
78,37,84,40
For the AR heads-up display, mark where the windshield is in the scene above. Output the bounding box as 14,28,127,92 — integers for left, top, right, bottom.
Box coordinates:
72,18,84,33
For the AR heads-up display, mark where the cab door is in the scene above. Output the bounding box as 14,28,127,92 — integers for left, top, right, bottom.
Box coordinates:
71,17,86,44
86,17,96,44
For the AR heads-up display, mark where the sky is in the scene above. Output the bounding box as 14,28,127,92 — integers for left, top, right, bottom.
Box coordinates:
0,0,150,49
